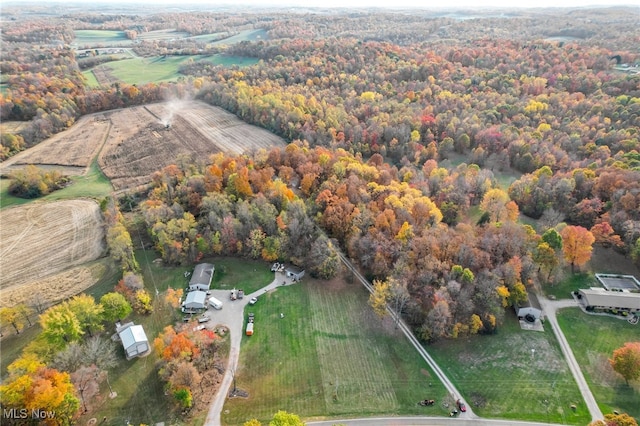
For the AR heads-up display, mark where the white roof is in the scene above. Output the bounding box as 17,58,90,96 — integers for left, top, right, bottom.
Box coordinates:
579,288,640,310
119,324,148,349
185,290,207,305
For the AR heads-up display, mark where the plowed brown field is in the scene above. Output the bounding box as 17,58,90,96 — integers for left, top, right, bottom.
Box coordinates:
0,115,110,177
0,200,106,308
99,101,286,190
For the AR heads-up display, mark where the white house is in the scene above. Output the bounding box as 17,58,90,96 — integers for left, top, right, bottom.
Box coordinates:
117,322,149,360
183,290,207,310
189,263,214,291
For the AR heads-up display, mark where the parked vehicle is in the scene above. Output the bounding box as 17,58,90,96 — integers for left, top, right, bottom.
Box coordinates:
249,297,258,305
208,297,223,310
198,315,210,323
246,321,254,336
456,399,466,412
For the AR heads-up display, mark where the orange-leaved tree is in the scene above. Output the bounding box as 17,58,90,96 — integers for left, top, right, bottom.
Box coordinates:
560,225,595,273
609,342,640,385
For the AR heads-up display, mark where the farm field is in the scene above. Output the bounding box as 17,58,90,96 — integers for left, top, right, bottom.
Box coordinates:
99,101,285,190
0,114,110,177
557,309,640,422
223,277,449,425
74,29,130,46
428,312,591,425
86,54,258,86
0,200,106,308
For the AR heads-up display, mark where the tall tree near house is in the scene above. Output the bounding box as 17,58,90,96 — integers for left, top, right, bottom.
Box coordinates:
39,304,83,349
609,342,640,385
0,306,24,334
560,225,595,273
100,292,132,322
67,294,104,337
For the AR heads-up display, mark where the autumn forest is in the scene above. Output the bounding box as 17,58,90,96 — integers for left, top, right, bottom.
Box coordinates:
1,2,640,424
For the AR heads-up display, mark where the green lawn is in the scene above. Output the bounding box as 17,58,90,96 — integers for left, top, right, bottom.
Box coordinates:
428,312,591,425
0,161,112,210
74,30,129,45
544,273,596,300
222,278,449,425
82,70,100,88
209,29,268,46
557,308,640,421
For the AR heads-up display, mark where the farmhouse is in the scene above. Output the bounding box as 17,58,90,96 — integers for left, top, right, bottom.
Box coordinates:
285,265,305,281
189,263,214,291
183,290,207,310
577,288,640,314
116,322,149,360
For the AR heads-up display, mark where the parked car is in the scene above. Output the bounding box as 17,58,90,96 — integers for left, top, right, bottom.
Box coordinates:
249,297,258,305
456,399,466,412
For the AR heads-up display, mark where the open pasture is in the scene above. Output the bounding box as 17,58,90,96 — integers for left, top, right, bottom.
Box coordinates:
99,101,285,190
0,115,110,177
0,200,106,307
223,278,448,425
428,312,591,424
74,30,130,46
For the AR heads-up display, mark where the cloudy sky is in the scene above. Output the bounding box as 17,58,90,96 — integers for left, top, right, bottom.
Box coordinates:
6,0,637,7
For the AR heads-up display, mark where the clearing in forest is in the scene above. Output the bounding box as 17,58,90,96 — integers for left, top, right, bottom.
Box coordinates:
0,200,106,308
99,101,285,190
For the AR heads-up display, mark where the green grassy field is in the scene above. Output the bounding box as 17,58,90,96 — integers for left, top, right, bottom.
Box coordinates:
82,70,100,87
222,278,449,425
0,161,112,210
544,273,596,300
209,29,267,46
557,308,640,421
100,54,258,85
74,30,129,45
428,311,591,424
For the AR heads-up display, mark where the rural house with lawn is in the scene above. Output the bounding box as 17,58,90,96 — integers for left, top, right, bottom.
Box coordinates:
189,263,214,291
116,322,150,360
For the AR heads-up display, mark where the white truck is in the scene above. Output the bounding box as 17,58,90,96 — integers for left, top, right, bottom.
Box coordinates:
208,296,223,310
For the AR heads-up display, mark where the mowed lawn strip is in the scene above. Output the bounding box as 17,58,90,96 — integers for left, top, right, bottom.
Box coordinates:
428,311,591,425
556,308,640,421
222,278,449,425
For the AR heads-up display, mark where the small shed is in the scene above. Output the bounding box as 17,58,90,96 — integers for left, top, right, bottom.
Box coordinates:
189,263,214,291
183,290,207,310
117,322,149,360
285,265,305,281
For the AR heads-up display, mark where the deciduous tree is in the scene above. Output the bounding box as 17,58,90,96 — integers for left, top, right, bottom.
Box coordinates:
560,225,595,273
100,292,132,322
609,342,640,385
39,304,83,349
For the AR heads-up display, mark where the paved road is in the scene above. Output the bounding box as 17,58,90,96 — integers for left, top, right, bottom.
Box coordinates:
537,296,604,422
203,271,297,426
307,416,562,426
